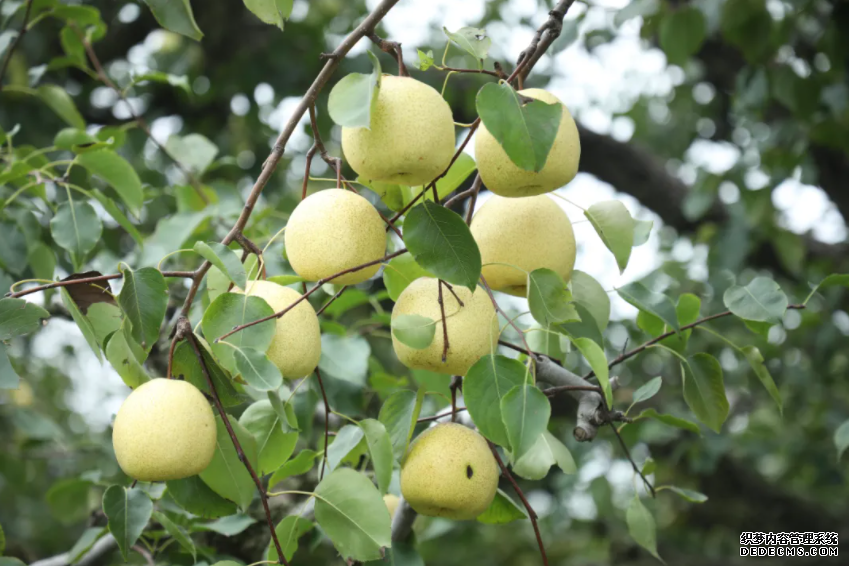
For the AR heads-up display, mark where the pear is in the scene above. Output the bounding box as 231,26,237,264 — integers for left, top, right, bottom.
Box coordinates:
235,280,321,379
285,189,387,285
342,76,455,186
471,194,576,296
475,88,580,197
383,494,400,519
401,423,498,520
112,379,216,481
391,277,498,376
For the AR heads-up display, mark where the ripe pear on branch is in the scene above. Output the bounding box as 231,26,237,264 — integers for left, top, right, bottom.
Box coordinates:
342,76,456,186
234,280,321,379
401,423,499,520
391,277,498,376
476,88,580,197
285,188,387,285
112,378,216,481
471,194,576,296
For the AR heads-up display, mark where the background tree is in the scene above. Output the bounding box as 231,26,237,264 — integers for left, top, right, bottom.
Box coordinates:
1,0,847,565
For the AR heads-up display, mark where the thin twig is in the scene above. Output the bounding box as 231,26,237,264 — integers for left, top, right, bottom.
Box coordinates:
609,422,655,498
316,285,349,316
6,271,195,299
315,368,331,481
186,330,290,565
480,275,536,358
440,281,465,307
0,0,34,90
449,375,462,422
438,279,450,363
488,442,548,566
367,31,409,76
439,66,501,77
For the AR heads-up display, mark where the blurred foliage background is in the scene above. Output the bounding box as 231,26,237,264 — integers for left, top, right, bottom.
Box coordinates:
1,0,848,564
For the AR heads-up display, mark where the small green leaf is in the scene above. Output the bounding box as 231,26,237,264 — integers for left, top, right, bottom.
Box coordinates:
476,489,527,524
142,0,203,40
235,348,284,392
404,202,482,291
805,273,849,304
636,408,701,435
153,511,195,560
834,420,849,462
61,288,102,361
464,355,527,447
378,390,418,461
665,486,708,503
626,496,663,562
269,449,320,486
90,189,144,247
618,282,680,332
383,254,433,301
476,82,562,172
239,400,297,475
201,292,276,373
633,219,653,246
501,384,551,461
391,314,436,350
585,201,634,273
741,346,782,415
118,266,167,351
166,476,237,519
102,486,153,561
328,51,381,129
659,6,707,65
723,276,788,323
443,26,491,66
416,48,435,71
36,84,85,128
632,376,662,405
165,133,219,174
0,344,20,390
268,515,314,562
528,268,578,325
198,514,256,536
50,200,102,261
570,270,610,332
77,150,144,215
242,0,293,30
512,430,576,480
326,424,365,473
0,298,49,341
642,458,656,476
359,419,393,495
129,72,191,94
199,415,258,511
572,337,612,408
419,152,476,201
67,527,106,562
681,353,728,433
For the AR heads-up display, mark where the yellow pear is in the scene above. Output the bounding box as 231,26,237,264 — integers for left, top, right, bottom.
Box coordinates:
391,277,498,376
342,76,455,186
284,189,387,285
10,381,34,407
235,280,321,379
471,194,576,296
383,494,400,519
401,423,498,520
475,88,580,197
112,378,216,481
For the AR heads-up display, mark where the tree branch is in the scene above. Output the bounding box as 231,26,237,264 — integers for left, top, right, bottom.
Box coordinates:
0,0,34,91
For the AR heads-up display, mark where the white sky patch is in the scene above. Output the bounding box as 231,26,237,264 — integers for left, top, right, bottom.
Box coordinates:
772,179,848,244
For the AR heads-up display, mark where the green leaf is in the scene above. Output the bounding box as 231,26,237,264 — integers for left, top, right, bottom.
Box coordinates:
142,0,203,40
659,6,707,65
476,82,562,172
834,419,849,462
635,408,701,435
266,274,304,287
0,344,20,390
570,270,610,332
681,353,728,433
391,314,436,350
102,486,153,561
60,288,102,361
319,333,370,384
172,339,244,407
585,201,634,273
269,449,320,486
314,468,392,562
0,298,49,340
415,48,434,71
166,476,237,518
805,273,849,304
378,390,418,461
328,51,381,129
423,152,476,201
201,292,276,373
464,355,527,447
476,489,527,524
720,0,773,63
36,84,85,128
268,515,314,562
741,346,782,415
0,31,17,62
501,384,551,461
235,348,284,392
723,276,788,323
50,200,102,261
512,430,576,480
528,268,578,325
572,336,612,408
443,26,491,65
129,72,191,94
665,293,701,352
557,303,605,350
28,243,55,285
67,527,106,562
383,254,433,301
165,133,219,174
243,0,293,30
239,400,298,475
90,189,144,247
152,511,195,560
76,150,144,216
118,266,167,351
618,282,679,331
359,419,393,495
632,376,662,405
46,478,91,524
327,424,365,473
403,202,482,290
197,514,256,535
626,496,663,562
0,223,28,275
665,486,708,503
633,219,653,246
642,458,656,476
199,415,258,511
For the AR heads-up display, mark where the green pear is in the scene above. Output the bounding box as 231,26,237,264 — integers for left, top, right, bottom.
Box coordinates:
234,280,321,379
391,277,498,376
284,188,387,285
471,194,576,296
342,76,455,186
475,88,580,197
401,423,499,520
112,378,216,481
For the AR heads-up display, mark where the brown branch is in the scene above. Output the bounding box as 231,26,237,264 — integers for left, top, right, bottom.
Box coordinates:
514,0,576,84
449,375,462,422
186,330,290,565
215,249,407,342
0,0,33,90
438,279,450,363
315,285,349,317
497,340,550,361
315,368,331,481
6,271,195,299
418,406,468,423
480,275,536,358
488,442,548,566
609,422,655,498
367,31,409,76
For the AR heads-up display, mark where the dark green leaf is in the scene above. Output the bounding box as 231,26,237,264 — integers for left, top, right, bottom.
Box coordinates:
378,390,418,461
476,489,527,524
105,330,149,389
118,266,167,351
585,201,634,273
102,486,153,561
0,223,28,275
50,200,102,261
60,288,102,360
198,514,256,536
0,344,20,390
572,336,612,408
199,415,258,511
166,476,238,519
36,84,85,128
46,478,91,524
359,419,393,495
172,340,244,407
659,7,707,65
501,384,551,461
681,353,728,433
